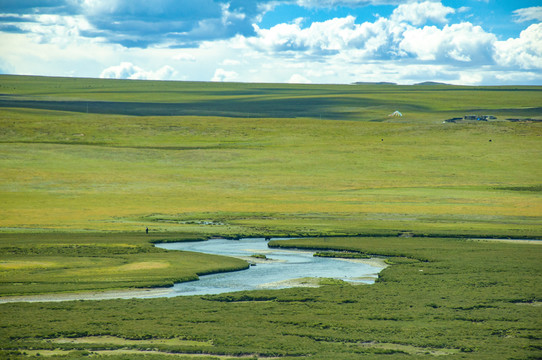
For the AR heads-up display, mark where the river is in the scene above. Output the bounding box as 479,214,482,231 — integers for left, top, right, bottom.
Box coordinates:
0,238,385,303
155,237,384,296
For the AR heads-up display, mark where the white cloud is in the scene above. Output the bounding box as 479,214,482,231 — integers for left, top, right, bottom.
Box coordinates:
152,65,177,80
212,68,239,82
1,0,541,86
100,62,141,79
220,59,241,65
99,62,177,80
14,14,95,48
495,70,542,82
0,29,120,78
399,22,496,63
494,23,542,69
250,22,303,52
250,16,401,58
221,2,246,25
457,71,483,85
73,0,265,47
288,73,311,83
173,53,196,62
250,10,497,66
513,6,542,23
391,1,455,26
297,0,402,7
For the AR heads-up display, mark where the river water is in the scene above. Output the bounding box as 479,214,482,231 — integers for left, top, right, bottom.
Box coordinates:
0,238,385,303
155,238,383,296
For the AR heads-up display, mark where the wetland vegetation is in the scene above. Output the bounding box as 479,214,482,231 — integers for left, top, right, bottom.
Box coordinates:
0,75,540,359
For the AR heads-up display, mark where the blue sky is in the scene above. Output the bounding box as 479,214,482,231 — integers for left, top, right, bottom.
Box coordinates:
0,0,541,85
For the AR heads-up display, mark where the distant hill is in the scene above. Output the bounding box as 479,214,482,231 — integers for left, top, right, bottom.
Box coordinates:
353,81,451,86
352,81,397,85
414,81,450,86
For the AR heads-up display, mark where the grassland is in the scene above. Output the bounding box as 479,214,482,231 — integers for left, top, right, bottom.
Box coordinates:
1,75,541,237
0,75,541,359
0,232,247,296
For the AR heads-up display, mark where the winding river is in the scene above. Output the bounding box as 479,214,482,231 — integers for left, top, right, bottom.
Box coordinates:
155,238,384,296
0,238,385,303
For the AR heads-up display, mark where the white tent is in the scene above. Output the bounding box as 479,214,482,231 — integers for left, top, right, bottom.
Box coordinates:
389,110,403,117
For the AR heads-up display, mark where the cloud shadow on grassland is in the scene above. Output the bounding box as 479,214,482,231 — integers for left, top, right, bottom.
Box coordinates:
0,95,421,120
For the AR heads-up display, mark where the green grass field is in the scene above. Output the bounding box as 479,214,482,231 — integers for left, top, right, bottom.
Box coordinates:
0,232,247,296
0,75,541,359
1,75,540,237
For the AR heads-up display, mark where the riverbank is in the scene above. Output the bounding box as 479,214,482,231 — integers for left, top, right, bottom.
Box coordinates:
0,239,387,303
0,288,175,304
337,256,389,268
469,238,542,244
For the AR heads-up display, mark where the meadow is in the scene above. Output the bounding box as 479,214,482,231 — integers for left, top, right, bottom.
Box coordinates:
1,76,540,237
0,75,541,359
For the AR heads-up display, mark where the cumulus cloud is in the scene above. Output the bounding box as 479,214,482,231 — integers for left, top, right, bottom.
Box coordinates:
212,68,239,82
0,0,77,15
513,6,542,23
100,62,177,80
0,0,411,49
0,13,95,47
220,59,241,65
240,2,540,85
79,0,240,47
174,53,197,61
250,16,401,58
297,0,402,7
399,23,496,64
0,0,272,48
249,5,502,67
494,23,542,69
1,0,541,85
250,10,493,64
391,1,455,25
494,70,542,85
288,73,311,83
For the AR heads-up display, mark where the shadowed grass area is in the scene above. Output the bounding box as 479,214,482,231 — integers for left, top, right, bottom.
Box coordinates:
1,75,541,120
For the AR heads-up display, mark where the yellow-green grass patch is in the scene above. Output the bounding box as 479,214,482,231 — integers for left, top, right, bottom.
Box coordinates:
0,260,59,270
48,335,212,347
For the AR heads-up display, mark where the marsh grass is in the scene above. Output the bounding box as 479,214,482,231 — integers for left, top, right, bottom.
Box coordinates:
0,236,540,359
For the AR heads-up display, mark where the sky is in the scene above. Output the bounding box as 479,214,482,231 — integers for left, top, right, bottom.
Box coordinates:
0,0,541,85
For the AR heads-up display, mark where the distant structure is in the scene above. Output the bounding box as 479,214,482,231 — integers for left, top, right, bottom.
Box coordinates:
444,114,498,123
464,115,497,121
389,110,403,117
